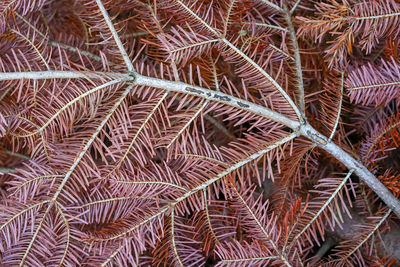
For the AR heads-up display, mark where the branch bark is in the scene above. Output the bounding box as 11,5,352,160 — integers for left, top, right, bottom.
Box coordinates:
95,0,135,72
134,74,300,129
284,8,305,115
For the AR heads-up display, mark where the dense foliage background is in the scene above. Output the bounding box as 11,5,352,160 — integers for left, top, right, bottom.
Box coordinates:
0,0,399,266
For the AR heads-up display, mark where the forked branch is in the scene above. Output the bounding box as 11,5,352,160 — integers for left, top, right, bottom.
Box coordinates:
1,69,399,218
1,1,400,264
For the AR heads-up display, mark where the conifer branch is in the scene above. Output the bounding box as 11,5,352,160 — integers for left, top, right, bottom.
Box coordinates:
15,78,127,138
0,200,50,232
51,84,135,202
300,124,400,218
134,74,301,129
170,209,184,267
287,170,354,251
56,203,71,267
20,204,52,266
0,70,125,80
2,1,400,264
174,0,303,119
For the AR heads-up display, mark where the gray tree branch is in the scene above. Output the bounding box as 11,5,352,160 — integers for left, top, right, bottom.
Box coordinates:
1,68,399,219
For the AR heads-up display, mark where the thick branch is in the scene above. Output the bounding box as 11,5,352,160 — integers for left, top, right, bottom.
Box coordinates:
95,0,135,72
260,0,284,12
0,70,298,128
1,70,399,219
